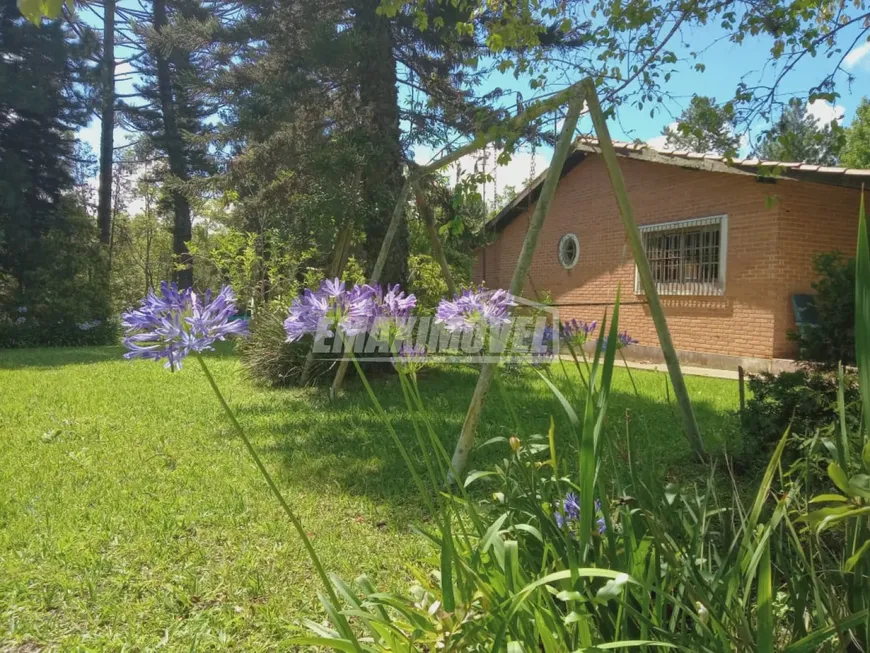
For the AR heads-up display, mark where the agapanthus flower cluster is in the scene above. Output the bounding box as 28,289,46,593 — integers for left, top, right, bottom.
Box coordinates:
284,278,416,344
529,324,556,366
17,306,27,314
560,318,597,345
355,284,417,341
554,491,606,535
601,329,638,351
122,282,249,370
435,287,515,333
14,316,26,325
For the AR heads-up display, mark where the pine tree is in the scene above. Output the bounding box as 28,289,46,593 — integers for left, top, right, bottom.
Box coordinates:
755,98,844,165
0,0,95,300
123,0,218,289
218,0,527,286
97,0,115,245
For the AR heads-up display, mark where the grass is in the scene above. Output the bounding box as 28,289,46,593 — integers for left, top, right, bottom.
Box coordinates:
0,346,741,650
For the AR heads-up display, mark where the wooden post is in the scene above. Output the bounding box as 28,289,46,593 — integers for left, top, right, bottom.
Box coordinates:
413,179,457,298
330,177,414,395
329,79,589,396
300,215,355,385
584,80,706,460
448,89,586,478
738,365,746,414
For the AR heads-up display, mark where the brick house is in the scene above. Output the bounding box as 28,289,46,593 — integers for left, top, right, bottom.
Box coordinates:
473,140,869,371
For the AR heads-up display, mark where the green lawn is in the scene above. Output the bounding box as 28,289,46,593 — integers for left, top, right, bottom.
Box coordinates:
0,346,741,650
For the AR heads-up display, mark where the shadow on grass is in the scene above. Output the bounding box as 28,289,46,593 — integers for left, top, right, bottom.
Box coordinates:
0,345,124,369
239,364,742,517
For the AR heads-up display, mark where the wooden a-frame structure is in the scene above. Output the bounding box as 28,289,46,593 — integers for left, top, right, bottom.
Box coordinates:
326,79,707,474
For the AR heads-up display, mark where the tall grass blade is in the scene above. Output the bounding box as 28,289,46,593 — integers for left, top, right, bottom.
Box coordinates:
856,191,870,439
757,537,774,653
784,610,870,652
440,517,456,612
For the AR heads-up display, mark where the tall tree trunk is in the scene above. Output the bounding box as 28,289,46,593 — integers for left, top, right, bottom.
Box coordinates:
355,0,405,286
153,0,193,289
97,0,115,246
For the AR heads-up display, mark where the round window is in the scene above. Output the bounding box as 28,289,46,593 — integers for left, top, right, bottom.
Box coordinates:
558,233,579,269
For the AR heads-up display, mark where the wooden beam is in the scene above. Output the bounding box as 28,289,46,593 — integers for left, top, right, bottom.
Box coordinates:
413,179,457,298
583,79,706,459
449,88,586,477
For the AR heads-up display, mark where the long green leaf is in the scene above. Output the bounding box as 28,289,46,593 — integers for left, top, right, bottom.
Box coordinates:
784,610,870,652
757,537,774,653
440,518,456,612
573,642,681,651
288,637,368,652
856,191,870,440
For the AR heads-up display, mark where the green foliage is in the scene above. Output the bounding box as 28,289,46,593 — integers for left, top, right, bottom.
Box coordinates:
407,253,452,309
309,330,869,652
663,95,740,155
188,228,314,310
740,369,861,471
238,306,324,387
1,202,114,347
789,251,855,367
756,98,844,165
841,97,870,170
0,2,106,342
109,210,174,313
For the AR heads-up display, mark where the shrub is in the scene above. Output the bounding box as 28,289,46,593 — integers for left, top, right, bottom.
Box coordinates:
238,306,325,386
739,368,861,469
0,310,118,348
790,251,855,367
0,210,115,348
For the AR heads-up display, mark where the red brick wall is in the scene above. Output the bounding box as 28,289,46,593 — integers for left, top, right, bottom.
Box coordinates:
771,181,860,357
473,154,861,361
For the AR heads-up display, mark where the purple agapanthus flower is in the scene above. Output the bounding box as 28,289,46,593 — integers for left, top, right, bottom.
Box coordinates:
122,282,248,370
284,279,416,344
435,287,515,333
347,283,417,339
17,306,27,314
554,492,606,535
285,278,364,342
601,330,638,351
561,318,597,344
14,316,26,325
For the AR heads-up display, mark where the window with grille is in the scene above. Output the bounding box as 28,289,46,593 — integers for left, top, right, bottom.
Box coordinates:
635,215,727,296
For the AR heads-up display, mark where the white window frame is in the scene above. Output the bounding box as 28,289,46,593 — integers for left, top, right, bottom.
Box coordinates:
558,233,580,269
634,214,728,296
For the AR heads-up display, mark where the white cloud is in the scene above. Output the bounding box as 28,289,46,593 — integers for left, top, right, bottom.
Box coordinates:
806,99,845,125
645,122,677,151
844,40,870,69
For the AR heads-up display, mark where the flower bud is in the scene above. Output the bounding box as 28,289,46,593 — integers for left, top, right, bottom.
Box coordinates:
695,601,709,626
509,436,522,452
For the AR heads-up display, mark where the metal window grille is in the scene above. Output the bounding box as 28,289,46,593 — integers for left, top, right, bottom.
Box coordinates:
635,215,727,296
